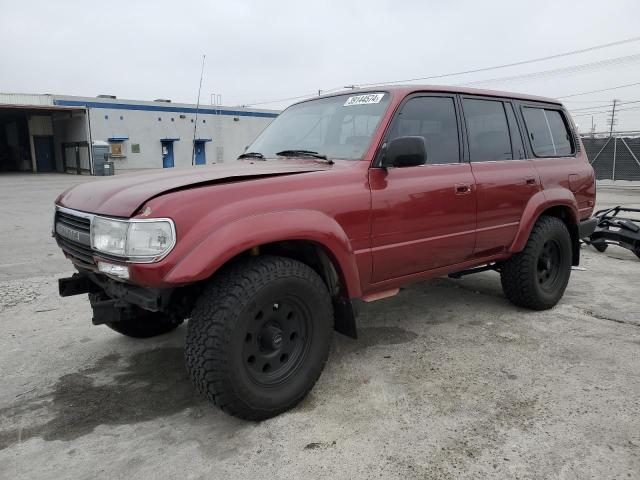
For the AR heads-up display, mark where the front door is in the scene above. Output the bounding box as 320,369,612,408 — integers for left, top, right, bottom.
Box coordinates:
34,136,55,172
370,95,477,283
162,141,174,168
194,141,206,165
460,97,541,255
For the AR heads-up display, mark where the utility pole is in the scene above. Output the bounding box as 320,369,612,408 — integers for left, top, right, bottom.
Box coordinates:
607,99,618,137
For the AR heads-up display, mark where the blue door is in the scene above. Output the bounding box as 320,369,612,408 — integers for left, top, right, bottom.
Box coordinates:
162,141,174,168
194,141,206,165
34,136,55,172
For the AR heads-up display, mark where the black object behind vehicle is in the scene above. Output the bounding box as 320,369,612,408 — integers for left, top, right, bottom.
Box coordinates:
582,206,640,259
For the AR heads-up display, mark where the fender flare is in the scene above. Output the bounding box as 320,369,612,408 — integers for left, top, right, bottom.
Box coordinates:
164,210,363,298
509,188,579,253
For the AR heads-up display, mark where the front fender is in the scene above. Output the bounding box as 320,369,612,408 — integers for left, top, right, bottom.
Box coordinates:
164,210,363,298
509,188,579,253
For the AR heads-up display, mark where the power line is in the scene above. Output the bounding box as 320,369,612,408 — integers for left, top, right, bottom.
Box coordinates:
557,81,640,99
569,99,640,112
354,35,640,87
572,105,640,117
459,53,640,87
243,36,640,106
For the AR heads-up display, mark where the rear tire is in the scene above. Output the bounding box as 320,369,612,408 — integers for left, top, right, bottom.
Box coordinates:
501,216,572,310
185,255,333,420
106,312,182,338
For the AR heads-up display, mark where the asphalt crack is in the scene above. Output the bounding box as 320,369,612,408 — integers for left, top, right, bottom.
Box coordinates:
582,309,640,327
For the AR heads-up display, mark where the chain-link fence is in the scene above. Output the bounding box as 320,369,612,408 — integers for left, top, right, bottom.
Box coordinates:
582,136,640,181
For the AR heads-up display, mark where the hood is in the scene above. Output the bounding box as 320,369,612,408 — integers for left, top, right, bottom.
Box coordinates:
56,160,331,217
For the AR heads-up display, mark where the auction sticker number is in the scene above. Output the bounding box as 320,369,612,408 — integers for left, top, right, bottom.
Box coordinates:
343,93,385,106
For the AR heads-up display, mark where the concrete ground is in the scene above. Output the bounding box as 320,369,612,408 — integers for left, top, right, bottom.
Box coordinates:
0,173,638,480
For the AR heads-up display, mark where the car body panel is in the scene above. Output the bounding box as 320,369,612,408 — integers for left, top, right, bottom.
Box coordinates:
368,163,477,282
54,85,596,302
55,160,333,217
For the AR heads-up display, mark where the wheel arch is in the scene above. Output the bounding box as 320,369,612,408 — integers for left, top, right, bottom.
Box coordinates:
164,211,361,338
510,189,581,265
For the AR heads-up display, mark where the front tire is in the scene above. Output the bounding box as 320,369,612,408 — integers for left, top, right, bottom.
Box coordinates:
501,216,572,310
185,255,333,420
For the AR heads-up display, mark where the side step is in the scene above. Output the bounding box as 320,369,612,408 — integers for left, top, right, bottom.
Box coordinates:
448,263,499,279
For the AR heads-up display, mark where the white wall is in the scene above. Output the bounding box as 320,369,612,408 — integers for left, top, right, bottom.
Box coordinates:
50,95,278,171
86,106,273,169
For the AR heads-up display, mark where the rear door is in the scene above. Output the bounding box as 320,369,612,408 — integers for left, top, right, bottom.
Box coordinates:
461,96,541,256
369,94,477,282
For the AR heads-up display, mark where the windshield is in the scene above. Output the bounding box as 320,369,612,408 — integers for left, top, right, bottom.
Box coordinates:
246,92,391,160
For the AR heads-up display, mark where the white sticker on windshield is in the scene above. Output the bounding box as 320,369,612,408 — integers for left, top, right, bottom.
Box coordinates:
343,93,385,106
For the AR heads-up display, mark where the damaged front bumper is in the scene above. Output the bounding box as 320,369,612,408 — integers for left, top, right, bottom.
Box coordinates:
58,272,181,325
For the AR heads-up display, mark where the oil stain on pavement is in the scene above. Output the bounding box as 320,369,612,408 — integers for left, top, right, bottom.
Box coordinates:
0,347,205,450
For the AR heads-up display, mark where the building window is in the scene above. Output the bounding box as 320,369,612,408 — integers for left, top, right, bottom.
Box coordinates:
131,144,141,153
171,117,174,122
104,115,109,120
110,143,124,156
190,119,194,123
158,117,162,122
202,119,206,124
120,115,124,120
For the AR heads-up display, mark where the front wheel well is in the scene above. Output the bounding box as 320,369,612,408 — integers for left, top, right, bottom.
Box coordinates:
537,206,580,266
215,240,358,338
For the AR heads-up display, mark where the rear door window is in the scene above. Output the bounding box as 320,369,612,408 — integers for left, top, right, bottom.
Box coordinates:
462,98,513,162
522,107,574,157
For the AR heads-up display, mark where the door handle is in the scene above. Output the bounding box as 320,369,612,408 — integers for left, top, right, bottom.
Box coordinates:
455,183,472,195
525,177,537,185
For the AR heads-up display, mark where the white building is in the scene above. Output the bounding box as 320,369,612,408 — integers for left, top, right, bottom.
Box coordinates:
0,92,278,174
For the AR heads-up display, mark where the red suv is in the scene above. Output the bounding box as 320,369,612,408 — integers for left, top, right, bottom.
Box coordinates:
55,86,596,420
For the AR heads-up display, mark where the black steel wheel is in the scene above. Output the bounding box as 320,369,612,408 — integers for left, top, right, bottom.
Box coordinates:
536,239,563,293
185,255,333,420
242,297,311,387
501,216,572,310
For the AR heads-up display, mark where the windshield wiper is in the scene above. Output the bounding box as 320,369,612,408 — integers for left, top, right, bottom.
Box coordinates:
238,151,265,160
276,150,329,161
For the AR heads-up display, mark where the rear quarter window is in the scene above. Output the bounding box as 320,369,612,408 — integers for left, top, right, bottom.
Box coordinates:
522,107,574,157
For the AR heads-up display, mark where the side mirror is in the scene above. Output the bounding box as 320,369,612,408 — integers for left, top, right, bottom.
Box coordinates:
381,136,427,168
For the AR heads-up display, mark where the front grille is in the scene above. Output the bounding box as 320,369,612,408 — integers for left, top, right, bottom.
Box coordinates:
55,210,95,266
57,210,91,234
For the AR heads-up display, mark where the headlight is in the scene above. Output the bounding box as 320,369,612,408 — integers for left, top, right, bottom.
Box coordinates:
91,216,175,262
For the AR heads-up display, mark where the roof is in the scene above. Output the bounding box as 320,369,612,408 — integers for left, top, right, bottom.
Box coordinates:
0,92,280,118
311,84,562,105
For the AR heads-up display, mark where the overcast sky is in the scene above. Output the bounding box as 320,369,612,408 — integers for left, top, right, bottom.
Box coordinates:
2,0,640,132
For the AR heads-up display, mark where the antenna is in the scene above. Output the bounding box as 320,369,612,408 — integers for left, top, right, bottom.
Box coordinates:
192,54,206,166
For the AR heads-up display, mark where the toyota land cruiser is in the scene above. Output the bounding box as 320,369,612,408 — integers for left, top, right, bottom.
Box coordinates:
54,86,597,420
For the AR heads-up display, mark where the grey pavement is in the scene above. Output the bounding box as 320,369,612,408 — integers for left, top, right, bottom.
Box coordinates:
0,172,639,479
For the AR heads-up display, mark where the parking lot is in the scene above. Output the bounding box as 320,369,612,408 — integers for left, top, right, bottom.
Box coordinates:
0,173,638,479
